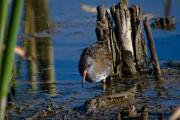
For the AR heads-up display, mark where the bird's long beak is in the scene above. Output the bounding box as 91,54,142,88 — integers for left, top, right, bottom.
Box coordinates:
82,70,87,88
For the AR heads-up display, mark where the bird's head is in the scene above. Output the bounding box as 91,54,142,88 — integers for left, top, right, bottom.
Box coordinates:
80,56,112,86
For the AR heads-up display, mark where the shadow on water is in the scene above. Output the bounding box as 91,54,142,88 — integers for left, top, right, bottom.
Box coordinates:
7,0,180,119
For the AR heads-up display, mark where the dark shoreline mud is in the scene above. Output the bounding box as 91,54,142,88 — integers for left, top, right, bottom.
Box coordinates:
7,66,180,120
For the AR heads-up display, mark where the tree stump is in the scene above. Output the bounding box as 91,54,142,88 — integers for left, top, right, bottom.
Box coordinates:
110,1,137,76
129,5,148,70
95,5,111,42
95,0,162,80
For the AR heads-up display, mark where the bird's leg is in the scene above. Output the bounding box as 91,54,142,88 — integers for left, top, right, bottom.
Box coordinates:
102,79,107,91
82,70,87,88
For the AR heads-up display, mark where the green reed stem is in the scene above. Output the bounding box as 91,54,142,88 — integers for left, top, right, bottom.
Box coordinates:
0,1,23,120
0,0,9,75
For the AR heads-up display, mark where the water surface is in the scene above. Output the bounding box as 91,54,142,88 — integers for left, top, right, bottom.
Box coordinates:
8,0,180,119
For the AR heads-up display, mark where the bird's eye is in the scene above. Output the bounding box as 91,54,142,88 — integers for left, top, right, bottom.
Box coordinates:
87,64,90,67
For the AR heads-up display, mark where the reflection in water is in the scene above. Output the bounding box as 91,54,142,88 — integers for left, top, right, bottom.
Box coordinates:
103,78,136,96
83,78,136,111
164,0,171,17
24,0,56,96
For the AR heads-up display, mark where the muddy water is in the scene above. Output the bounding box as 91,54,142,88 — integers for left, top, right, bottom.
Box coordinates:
8,0,180,119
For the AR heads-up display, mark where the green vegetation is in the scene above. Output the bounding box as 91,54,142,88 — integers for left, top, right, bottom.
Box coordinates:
0,1,23,120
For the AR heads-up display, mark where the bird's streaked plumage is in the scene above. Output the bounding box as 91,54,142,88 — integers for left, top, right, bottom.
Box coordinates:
78,41,112,83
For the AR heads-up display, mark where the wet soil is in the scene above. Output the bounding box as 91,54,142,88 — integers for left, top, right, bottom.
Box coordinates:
7,67,180,119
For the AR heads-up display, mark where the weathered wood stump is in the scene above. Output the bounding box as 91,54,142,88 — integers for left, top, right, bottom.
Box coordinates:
95,0,162,80
96,1,144,78
129,5,148,70
95,5,112,42
111,2,137,76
